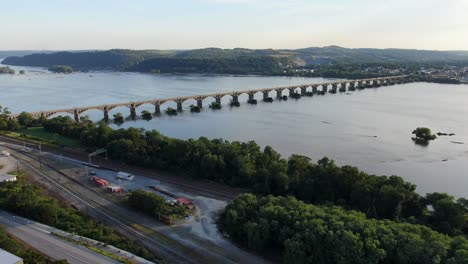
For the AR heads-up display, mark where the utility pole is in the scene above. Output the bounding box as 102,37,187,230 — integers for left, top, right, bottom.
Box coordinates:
16,160,19,175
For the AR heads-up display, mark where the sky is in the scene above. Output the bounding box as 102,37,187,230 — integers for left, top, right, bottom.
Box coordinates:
1,0,467,50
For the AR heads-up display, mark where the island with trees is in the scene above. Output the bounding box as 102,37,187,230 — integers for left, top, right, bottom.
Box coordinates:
0,66,15,74
48,65,73,74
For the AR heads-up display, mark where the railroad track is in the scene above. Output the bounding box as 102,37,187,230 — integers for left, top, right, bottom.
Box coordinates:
0,135,244,201
5,145,203,264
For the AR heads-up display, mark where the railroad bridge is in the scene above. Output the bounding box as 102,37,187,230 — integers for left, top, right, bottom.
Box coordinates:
10,75,410,122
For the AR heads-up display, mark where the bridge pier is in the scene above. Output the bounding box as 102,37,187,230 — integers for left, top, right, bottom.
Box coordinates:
312,86,318,94
154,103,161,115
176,99,183,112
301,87,307,96
322,84,328,93
215,95,221,105
263,91,269,99
130,104,137,119
197,97,203,109
339,83,346,92
288,88,295,97
232,94,239,103
103,107,109,122
74,109,80,122
248,92,255,101
349,82,356,91
358,81,365,89
330,84,337,93
276,89,282,99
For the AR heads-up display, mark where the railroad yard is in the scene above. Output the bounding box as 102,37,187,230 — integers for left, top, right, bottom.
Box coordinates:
0,136,269,264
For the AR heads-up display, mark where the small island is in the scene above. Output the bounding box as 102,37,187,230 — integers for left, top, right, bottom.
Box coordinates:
48,65,73,74
113,113,124,124
165,107,177,115
141,110,152,120
412,127,437,145
0,66,15,74
190,105,201,113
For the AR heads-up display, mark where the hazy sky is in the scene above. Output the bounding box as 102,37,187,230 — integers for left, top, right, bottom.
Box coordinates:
1,0,467,50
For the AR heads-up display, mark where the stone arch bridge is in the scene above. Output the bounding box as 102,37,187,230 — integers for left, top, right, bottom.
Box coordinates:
10,75,410,122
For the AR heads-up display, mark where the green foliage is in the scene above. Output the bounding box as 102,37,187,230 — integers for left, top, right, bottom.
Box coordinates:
48,65,73,73
128,190,189,220
129,56,289,75
189,105,200,113
141,110,152,120
0,106,20,131
3,49,176,71
413,127,437,140
165,107,177,115
209,101,221,109
0,177,159,262
17,112,34,126
0,66,15,74
113,113,124,124
39,117,468,236
219,194,468,264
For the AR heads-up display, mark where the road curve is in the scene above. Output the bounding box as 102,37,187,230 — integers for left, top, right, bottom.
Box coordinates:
0,211,119,264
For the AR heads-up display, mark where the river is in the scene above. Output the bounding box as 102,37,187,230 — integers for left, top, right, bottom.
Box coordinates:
2,63,468,198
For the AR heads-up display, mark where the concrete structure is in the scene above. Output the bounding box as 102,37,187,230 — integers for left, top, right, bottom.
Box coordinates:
9,75,410,122
0,174,17,183
0,248,23,264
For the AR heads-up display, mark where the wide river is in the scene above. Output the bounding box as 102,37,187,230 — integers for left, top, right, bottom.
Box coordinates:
2,63,468,198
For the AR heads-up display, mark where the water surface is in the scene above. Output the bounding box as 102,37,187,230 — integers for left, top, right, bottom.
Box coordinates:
2,63,467,198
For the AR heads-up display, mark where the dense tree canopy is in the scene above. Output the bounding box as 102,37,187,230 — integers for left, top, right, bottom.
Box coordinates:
219,194,468,264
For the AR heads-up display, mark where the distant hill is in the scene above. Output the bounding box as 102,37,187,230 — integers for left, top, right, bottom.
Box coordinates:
3,46,468,74
2,49,174,70
0,50,58,59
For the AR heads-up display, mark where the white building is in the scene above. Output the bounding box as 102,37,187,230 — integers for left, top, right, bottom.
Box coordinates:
0,248,23,264
0,174,17,183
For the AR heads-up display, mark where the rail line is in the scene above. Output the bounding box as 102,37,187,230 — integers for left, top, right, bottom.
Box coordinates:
5,145,203,264
0,135,242,201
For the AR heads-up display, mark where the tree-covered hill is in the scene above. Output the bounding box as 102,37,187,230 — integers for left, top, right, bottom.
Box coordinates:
2,49,174,70
129,56,289,75
3,46,468,73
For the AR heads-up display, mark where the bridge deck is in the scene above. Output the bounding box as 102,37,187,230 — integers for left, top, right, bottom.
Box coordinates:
9,75,408,118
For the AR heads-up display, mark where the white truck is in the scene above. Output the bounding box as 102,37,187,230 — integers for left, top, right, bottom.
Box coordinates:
116,171,135,181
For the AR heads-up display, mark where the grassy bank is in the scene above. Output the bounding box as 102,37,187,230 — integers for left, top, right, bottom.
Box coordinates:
3,127,82,149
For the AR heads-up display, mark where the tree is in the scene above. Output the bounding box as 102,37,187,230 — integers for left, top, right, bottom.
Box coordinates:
141,110,152,120
17,112,34,127
412,127,437,140
113,113,124,124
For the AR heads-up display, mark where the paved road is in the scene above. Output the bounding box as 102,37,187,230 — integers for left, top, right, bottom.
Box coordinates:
0,211,118,264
